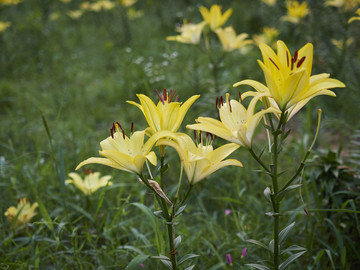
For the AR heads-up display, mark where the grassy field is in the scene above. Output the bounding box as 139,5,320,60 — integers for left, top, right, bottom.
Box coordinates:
1,0,360,269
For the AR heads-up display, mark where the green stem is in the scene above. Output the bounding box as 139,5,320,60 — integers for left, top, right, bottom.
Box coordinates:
160,156,165,188
272,130,280,270
159,159,177,270
249,148,271,173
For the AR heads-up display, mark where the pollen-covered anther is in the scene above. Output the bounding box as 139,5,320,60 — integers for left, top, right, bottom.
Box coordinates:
239,91,243,103
216,97,219,109
269,57,279,70
226,93,232,112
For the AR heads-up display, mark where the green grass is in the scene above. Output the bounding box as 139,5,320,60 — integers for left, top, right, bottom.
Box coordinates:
1,0,360,269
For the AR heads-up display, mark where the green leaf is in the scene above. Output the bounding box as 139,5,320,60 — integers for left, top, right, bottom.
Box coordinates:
161,260,172,269
246,263,271,270
95,181,109,218
282,129,291,141
184,265,196,270
178,254,200,265
175,205,187,217
341,247,346,269
279,251,306,270
272,129,282,136
153,210,166,220
35,196,54,231
174,235,181,249
279,222,295,245
131,203,156,230
325,249,336,270
280,245,306,255
269,240,274,254
151,255,170,261
276,184,302,201
246,239,269,251
125,255,149,270
160,164,169,173
313,249,324,265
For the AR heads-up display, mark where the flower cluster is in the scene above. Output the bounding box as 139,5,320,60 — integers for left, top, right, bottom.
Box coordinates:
167,4,252,52
5,198,38,227
77,89,241,186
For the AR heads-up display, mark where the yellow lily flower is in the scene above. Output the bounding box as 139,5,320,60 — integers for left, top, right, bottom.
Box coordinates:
76,124,175,175
348,8,360,23
253,27,279,49
166,21,206,45
234,40,345,113
5,198,38,227
0,0,22,5
156,133,242,184
325,0,360,11
261,0,277,6
215,26,252,52
0,21,11,33
187,93,280,149
281,0,309,24
67,10,83,19
127,89,200,136
199,4,232,30
66,172,112,195
118,0,137,7
90,0,115,12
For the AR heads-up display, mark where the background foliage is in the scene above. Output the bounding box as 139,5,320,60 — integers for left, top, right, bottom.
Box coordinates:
1,0,359,269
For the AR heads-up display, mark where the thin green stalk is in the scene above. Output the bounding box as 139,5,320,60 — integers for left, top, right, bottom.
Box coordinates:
249,148,271,173
272,129,280,270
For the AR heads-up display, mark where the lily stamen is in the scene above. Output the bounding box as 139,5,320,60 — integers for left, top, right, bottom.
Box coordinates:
239,91,243,103
286,51,290,67
226,93,232,112
156,89,165,105
269,57,279,70
297,56,306,68
216,97,219,109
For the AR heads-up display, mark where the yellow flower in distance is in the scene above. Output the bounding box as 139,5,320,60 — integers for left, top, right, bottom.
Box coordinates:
90,0,115,12
234,41,345,113
253,27,279,48
5,198,38,227
127,89,200,136
187,93,280,149
156,133,242,184
325,0,360,11
215,26,252,52
167,21,206,45
262,0,277,6
118,0,137,7
281,0,309,24
349,8,360,23
0,0,22,5
67,10,83,19
199,4,232,30
0,21,11,33
66,172,112,195
76,125,175,175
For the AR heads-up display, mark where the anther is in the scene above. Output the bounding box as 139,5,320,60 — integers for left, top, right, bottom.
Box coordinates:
239,91,243,103
156,89,165,105
293,50,298,62
122,130,125,140
304,208,309,216
226,93,232,112
216,97,219,109
116,122,123,131
296,56,306,68
194,130,197,141
219,96,224,107
131,122,134,133
269,58,279,70
199,131,202,143
286,51,289,67
163,89,167,101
